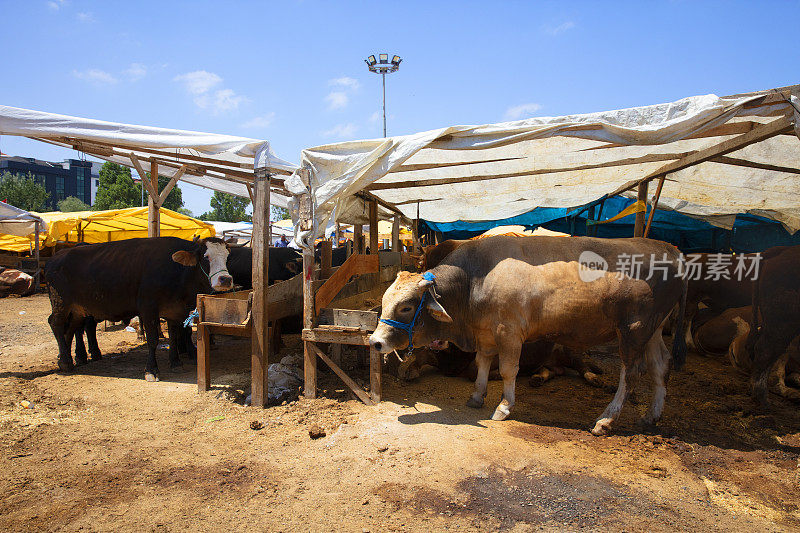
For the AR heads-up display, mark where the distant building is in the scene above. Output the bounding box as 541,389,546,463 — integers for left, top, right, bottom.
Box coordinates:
0,155,98,209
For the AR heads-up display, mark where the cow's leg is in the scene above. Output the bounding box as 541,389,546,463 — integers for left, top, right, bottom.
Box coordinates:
49,312,75,372
183,325,197,361
73,317,88,366
84,317,102,361
752,333,788,407
491,340,522,421
642,328,671,425
592,338,644,436
141,313,161,382
166,320,185,372
773,352,800,401
466,351,494,408
528,366,554,387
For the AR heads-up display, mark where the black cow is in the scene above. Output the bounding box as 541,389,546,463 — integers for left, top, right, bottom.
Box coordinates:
314,244,349,268
45,237,232,380
226,246,302,289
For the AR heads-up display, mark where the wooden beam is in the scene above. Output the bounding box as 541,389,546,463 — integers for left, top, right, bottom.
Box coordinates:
156,165,185,207
353,224,363,254
307,342,374,405
643,174,666,239
33,220,40,291
391,216,400,252
368,200,379,254
633,181,648,237
197,322,210,392
370,346,382,404
250,174,271,408
320,239,333,280
129,153,158,200
611,114,795,196
246,184,255,205
148,159,159,237
711,155,800,175
302,327,372,345
314,253,380,312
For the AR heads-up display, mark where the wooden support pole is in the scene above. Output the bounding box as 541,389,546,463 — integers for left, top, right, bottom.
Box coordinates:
250,174,271,408
33,220,40,292
413,201,420,254
148,160,160,238
197,322,210,392
391,216,400,252
354,224,363,254
368,200,378,254
302,244,317,399
633,180,648,238
320,239,332,279
157,166,185,207
643,174,667,239
370,346,382,403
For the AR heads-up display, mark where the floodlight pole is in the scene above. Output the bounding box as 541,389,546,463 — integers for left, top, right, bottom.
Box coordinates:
382,72,387,138
365,53,401,138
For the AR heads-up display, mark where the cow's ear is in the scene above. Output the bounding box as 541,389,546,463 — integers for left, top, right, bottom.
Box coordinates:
426,292,453,323
172,250,198,266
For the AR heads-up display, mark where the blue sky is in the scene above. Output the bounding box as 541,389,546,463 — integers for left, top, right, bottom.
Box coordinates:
1,0,798,216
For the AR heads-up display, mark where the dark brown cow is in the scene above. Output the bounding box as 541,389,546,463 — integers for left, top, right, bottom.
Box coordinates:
748,245,800,405
416,239,468,270
370,236,687,436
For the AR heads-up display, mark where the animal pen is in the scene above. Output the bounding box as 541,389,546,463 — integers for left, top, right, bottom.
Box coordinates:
1,83,799,406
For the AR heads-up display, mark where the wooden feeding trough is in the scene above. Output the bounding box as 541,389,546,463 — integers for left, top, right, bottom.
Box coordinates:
195,272,303,394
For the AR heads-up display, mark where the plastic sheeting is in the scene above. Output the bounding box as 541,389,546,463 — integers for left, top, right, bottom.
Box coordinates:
0,105,297,207
286,85,800,245
0,202,45,237
0,207,215,252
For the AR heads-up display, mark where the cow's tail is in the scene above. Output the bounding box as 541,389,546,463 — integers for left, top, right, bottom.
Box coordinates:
671,278,688,370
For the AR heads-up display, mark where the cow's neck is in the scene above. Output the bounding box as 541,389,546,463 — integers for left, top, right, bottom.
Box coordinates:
427,264,476,352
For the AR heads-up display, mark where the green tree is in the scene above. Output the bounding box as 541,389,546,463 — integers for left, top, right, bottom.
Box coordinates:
200,191,251,222
0,171,50,212
93,162,141,210
271,205,290,221
176,207,193,217
57,196,90,212
93,162,184,212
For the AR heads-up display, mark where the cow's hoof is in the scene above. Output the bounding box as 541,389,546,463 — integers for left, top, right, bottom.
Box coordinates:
144,373,159,382
591,418,613,436
491,404,511,421
90,352,102,361
75,356,88,366
583,372,604,388
466,397,484,409
58,359,75,372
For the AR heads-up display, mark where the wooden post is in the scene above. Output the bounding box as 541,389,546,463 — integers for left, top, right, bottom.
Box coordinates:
643,174,667,239
250,173,271,408
368,200,378,254
412,201,420,254
633,181,648,238
33,220,40,292
354,224,363,254
148,160,160,238
302,246,317,399
370,346,382,403
320,239,332,279
197,322,210,392
391,216,400,252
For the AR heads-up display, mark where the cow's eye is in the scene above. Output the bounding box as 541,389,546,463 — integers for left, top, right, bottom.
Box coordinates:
400,306,413,314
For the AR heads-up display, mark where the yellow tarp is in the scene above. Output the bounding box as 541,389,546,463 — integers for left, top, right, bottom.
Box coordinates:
0,207,215,253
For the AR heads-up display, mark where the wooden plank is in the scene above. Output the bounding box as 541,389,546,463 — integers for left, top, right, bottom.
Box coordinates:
370,346,382,403
266,274,303,321
633,180,648,238
353,224,363,254
643,174,666,238
197,322,210,392
157,166,185,207
301,328,372,345
148,159,160,238
250,174,270,408
302,243,316,399
314,254,380,312
246,184,255,205
307,342,374,405
207,323,252,336
329,282,391,312
610,115,794,196
317,309,378,330
710,155,800,175
369,200,379,253
320,240,333,279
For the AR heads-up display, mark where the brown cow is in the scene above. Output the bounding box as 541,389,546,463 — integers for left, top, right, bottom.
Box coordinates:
416,239,468,270
370,236,687,436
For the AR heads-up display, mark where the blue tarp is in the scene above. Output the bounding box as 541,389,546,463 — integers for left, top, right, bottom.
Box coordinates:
422,196,800,253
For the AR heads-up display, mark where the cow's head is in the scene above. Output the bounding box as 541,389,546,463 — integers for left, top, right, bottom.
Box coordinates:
171,237,233,292
369,271,452,354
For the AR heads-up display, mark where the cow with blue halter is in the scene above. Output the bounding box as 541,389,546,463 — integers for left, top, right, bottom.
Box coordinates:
369,235,687,436
45,236,233,381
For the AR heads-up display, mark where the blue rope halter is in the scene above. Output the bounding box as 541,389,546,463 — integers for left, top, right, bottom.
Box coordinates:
379,272,436,350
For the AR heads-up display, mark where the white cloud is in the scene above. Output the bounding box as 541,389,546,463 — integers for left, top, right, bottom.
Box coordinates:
76,11,95,23
329,77,361,91
369,111,381,123
173,70,222,95
323,123,359,139
544,21,575,36
73,68,117,85
47,0,66,11
325,91,349,110
174,70,246,114
124,63,147,81
241,113,276,129
504,103,542,120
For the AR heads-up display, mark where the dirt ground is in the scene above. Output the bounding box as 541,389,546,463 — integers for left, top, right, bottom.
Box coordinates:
1,293,800,532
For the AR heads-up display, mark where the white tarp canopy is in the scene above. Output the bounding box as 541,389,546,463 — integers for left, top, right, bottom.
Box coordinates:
286,85,800,243
0,105,297,208
0,202,45,237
